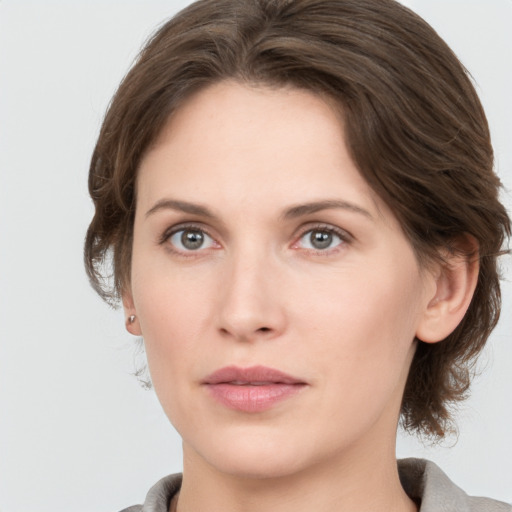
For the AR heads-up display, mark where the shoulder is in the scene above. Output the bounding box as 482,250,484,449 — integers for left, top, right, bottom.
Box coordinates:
118,473,182,512
398,458,511,512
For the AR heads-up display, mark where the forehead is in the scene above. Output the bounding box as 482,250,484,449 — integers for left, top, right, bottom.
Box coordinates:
150,81,345,160
137,81,386,221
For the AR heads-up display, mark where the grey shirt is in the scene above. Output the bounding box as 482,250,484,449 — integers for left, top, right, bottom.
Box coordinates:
120,458,511,512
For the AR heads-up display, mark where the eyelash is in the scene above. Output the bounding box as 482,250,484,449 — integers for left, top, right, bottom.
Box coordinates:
159,222,353,257
159,223,219,257
293,224,352,254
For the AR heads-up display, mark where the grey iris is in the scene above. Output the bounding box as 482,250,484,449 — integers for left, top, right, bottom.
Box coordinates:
182,230,204,250
311,230,332,249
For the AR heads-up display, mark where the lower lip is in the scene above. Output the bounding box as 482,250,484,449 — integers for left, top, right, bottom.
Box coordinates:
204,383,305,412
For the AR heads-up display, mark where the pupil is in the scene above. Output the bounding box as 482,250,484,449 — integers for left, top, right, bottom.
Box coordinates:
311,230,332,249
182,230,204,250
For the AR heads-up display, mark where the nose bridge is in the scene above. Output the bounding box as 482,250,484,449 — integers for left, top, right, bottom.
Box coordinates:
217,240,285,340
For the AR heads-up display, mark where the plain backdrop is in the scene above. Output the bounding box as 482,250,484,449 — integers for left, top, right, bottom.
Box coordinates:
0,1,511,511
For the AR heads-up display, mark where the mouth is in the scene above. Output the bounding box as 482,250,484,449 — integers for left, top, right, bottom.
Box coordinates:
202,365,307,413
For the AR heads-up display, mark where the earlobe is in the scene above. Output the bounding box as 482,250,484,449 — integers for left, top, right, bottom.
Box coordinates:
416,237,479,344
122,291,142,336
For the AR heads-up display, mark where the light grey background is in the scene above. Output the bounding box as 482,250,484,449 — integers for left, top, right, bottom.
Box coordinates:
0,1,510,511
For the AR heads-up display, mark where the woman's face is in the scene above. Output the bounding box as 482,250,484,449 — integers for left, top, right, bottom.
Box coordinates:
127,81,436,478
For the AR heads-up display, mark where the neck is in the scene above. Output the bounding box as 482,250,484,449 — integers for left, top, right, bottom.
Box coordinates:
176,439,416,512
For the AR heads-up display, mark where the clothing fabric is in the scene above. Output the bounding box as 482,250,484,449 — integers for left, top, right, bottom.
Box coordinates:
120,458,511,512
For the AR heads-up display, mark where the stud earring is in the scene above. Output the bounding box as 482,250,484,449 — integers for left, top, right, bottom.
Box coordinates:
128,314,136,324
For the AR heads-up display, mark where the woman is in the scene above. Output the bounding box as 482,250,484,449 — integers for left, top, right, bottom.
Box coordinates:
84,0,511,510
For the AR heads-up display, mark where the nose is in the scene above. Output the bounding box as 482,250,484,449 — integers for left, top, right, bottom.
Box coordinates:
216,251,287,342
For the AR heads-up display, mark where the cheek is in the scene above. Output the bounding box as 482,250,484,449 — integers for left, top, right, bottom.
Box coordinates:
134,278,206,357
297,257,425,402
298,260,423,346
130,262,218,411
131,245,217,339
136,303,200,432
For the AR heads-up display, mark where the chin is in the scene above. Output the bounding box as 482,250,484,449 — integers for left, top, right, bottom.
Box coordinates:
211,451,305,480
186,427,315,480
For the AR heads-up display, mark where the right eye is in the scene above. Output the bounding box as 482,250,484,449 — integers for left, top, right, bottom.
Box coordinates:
168,228,217,252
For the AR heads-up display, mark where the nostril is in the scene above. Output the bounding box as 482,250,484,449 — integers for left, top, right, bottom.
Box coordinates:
257,327,271,333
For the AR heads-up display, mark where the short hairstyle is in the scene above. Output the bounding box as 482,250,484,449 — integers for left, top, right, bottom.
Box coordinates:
85,0,511,438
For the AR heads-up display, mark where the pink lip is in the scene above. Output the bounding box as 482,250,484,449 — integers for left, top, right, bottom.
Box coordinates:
202,365,307,413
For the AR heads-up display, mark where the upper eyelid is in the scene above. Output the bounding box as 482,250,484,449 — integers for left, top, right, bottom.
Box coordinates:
160,222,215,240
160,217,234,246
295,223,353,241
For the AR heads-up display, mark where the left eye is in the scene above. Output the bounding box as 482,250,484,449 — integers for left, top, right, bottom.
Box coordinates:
169,228,216,251
297,229,344,251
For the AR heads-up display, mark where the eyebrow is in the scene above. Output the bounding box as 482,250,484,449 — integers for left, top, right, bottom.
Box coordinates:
146,199,215,219
282,200,373,220
145,198,373,221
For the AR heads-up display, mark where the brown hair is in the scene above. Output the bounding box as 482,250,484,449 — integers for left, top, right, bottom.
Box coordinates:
85,0,511,438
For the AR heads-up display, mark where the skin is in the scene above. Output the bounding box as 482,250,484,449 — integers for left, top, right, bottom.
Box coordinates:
124,81,478,512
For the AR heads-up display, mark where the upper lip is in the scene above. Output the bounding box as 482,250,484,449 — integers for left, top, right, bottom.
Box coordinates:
202,365,306,385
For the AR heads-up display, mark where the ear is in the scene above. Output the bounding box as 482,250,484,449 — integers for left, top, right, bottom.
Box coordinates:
122,289,142,336
416,236,479,344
